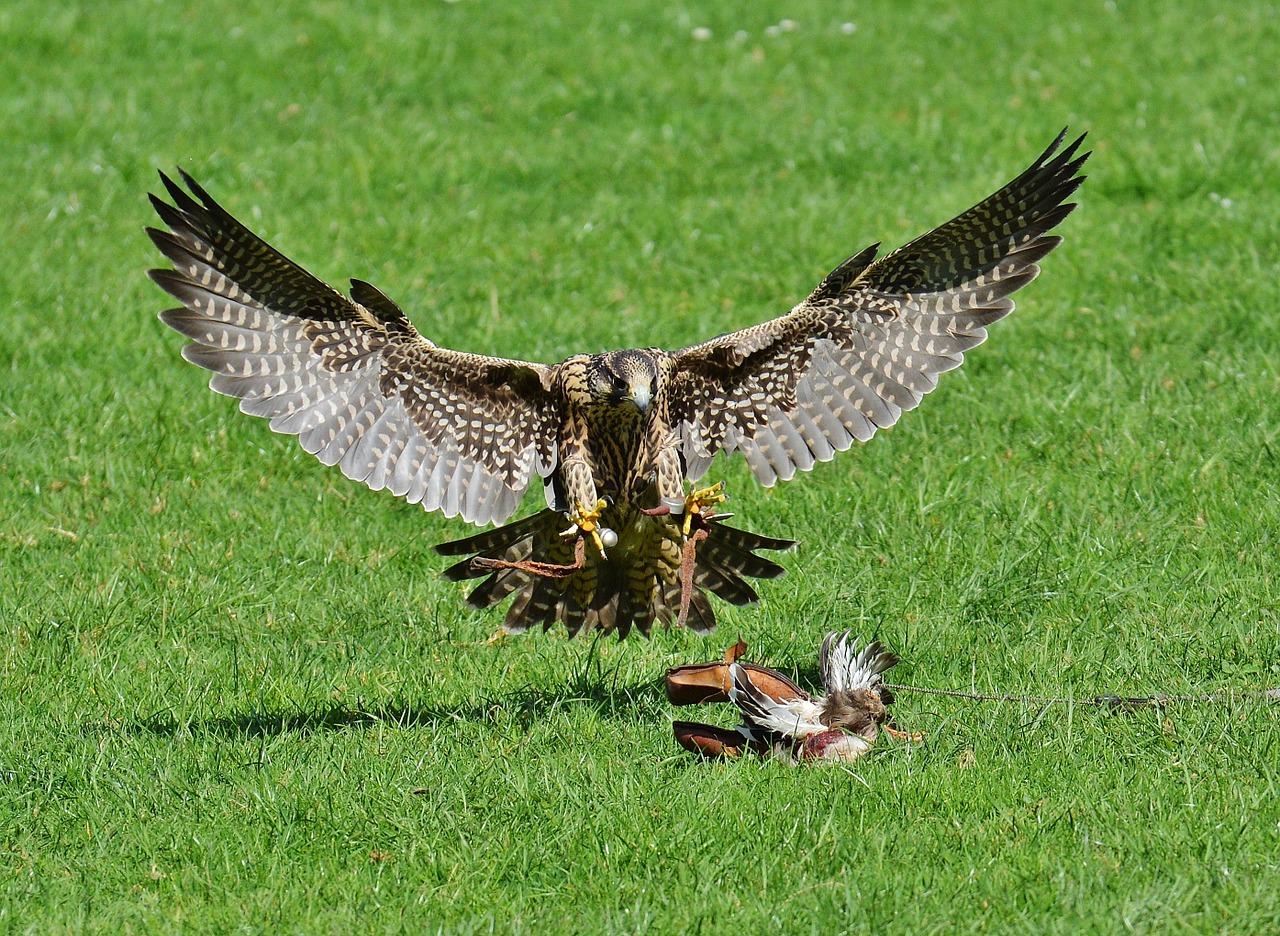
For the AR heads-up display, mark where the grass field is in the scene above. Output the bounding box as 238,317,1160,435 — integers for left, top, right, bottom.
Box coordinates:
4,0,1280,931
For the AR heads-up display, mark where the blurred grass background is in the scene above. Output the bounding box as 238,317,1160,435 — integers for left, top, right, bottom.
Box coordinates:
2,1,1278,932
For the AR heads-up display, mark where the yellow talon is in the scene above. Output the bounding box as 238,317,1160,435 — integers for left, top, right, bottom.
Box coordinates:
565,498,612,558
682,481,728,537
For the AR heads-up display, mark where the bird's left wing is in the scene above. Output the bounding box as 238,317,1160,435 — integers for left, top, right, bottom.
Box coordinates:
728,663,826,738
148,171,559,527
668,130,1089,485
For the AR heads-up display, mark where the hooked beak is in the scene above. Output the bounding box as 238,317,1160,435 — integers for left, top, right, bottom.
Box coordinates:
628,382,652,413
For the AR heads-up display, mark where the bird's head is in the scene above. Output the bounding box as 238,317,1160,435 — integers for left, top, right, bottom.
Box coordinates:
822,688,888,739
585,349,660,414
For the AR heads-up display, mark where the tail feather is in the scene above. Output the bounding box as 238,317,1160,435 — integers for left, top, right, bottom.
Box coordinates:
588,587,622,637
502,588,535,633
662,580,716,635
463,566,526,607
692,562,762,608
435,512,550,558
558,592,588,638
820,631,901,694
434,508,791,638
699,524,792,582
683,590,717,635
519,575,566,634
707,524,796,554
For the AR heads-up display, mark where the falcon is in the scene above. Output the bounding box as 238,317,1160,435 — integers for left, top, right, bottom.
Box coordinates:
148,130,1088,638
668,632,909,763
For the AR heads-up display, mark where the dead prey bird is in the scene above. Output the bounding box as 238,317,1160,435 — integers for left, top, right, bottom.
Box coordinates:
148,131,1087,638
669,632,912,763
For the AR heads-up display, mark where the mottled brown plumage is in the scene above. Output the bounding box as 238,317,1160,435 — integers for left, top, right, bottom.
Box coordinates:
149,130,1088,638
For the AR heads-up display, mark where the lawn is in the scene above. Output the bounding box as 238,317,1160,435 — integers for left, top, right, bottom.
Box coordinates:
3,0,1280,932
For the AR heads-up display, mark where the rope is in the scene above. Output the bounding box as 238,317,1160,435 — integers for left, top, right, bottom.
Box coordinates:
675,525,709,630
884,683,1280,710
470,536,586,578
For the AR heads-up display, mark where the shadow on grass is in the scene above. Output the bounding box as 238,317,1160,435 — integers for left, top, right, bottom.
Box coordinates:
124,676,668,740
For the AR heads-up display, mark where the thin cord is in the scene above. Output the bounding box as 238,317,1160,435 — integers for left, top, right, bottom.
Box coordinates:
884,683,1280,709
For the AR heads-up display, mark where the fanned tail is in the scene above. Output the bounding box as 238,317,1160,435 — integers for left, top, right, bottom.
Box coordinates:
434,510,793,638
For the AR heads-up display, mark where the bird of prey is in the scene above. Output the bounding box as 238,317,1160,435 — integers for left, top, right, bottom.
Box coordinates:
149,130,1088,638
669,632,908,763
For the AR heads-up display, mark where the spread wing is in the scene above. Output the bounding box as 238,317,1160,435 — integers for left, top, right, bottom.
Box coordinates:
728,663,826,739
819,632,899,695
148,171,558,526
669,130,1089,485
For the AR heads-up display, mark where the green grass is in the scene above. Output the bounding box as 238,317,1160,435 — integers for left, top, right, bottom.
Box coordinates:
4,0,1280,931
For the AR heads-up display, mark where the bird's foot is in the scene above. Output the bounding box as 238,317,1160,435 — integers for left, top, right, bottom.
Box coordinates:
679,481,728,537
884,725,925,743
561,498,617,558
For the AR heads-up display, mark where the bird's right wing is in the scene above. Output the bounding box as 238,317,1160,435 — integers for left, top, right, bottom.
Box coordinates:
728,663,826,738
820,632,900,694
149,171,559,526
